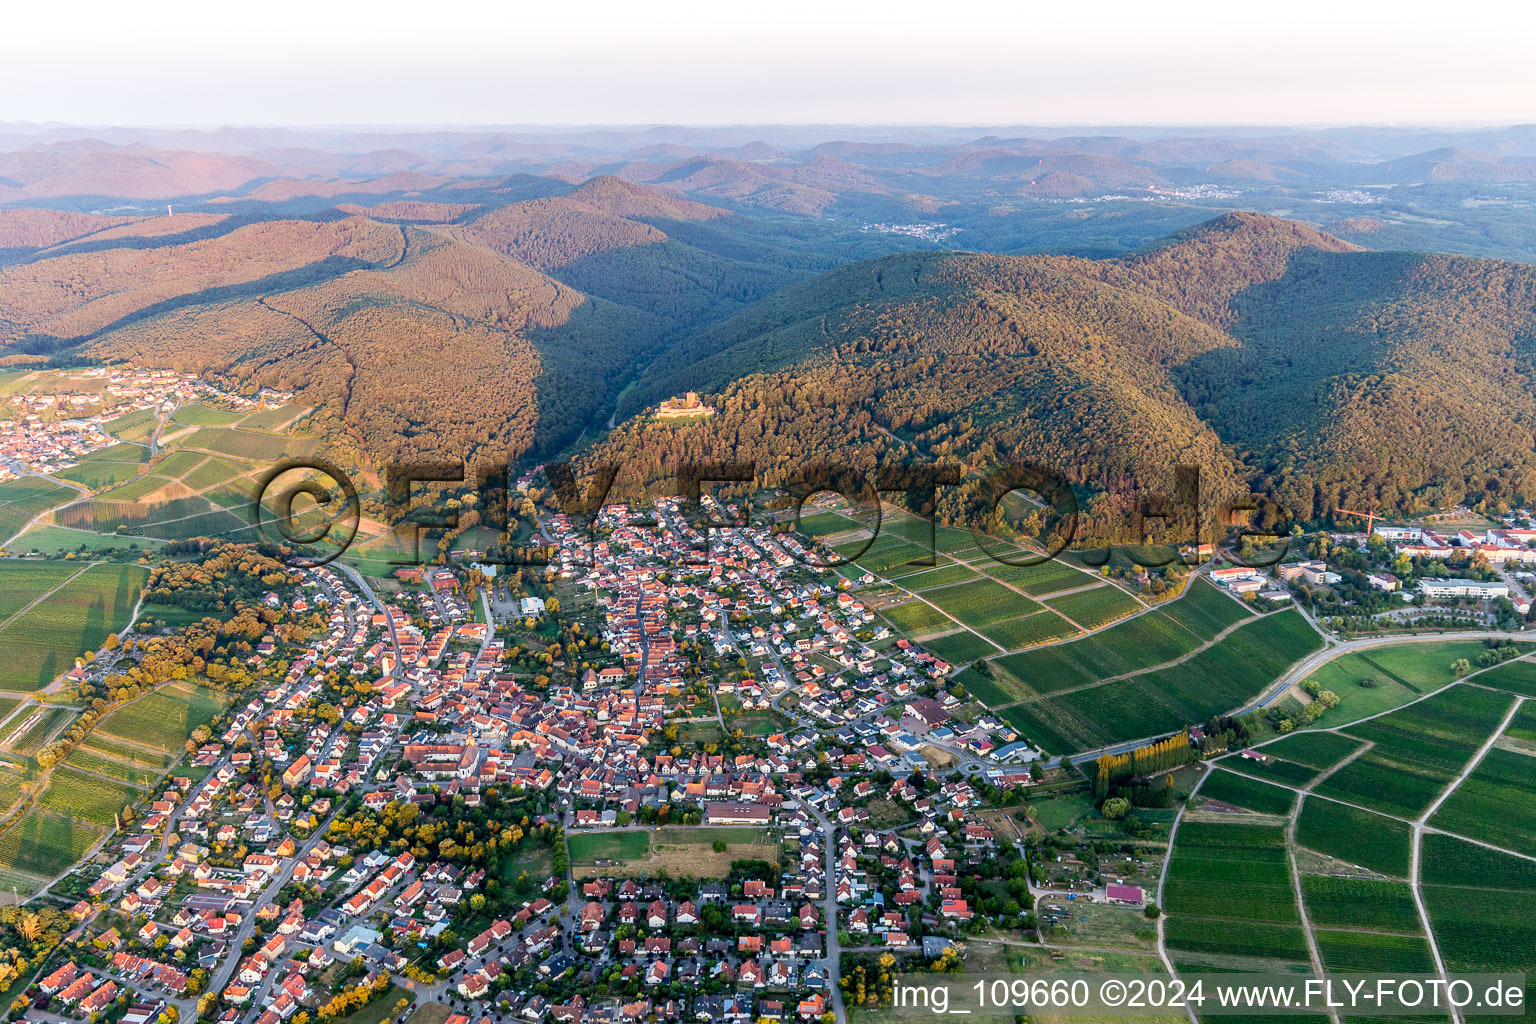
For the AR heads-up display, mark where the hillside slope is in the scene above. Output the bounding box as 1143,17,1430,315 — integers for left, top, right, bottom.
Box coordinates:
591,213,1536,524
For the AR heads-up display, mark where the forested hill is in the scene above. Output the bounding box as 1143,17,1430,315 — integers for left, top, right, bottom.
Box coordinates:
586,212,1536,526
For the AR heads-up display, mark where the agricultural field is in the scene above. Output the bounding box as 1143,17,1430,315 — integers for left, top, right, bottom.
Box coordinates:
1162,821,1299,925
980,609,1076,650
1299,876,1422,933
1257,730,1365,771
0,562,148,690
1221,750,1329,788
63,746,160,787
54,459,145,490
75,733,175,770
1159,578,1254,637
1313,685,1515,818
171,403,245,427
1428,746,1536,856
1199,769,1297,816
1421,835,1536,1007
178,426,319,462
181,456,246,491
37,766,142,826
0,560,85,623
7,526,166,555
1293,798,1411,876
152,450,210,478
1478,658,1536,697
1162,916,1310,963
879,599,952,635
1042,585,1141,628
2,706,74,756
890,563,977,589
93,682,227,758
924,577,1038,627
1313,929,1437,973
238,404,307,430
0,478,77,543
98,473,184,504
104,407,158,442
836,532,930,573
985,557,1097,596
1002,609,1322,754
921,631,999,666
0,809,105,882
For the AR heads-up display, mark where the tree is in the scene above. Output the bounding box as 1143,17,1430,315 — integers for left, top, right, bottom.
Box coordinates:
1101,797,1130,820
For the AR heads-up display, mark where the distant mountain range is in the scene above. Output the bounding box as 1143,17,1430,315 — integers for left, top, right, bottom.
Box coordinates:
4,132,1536,527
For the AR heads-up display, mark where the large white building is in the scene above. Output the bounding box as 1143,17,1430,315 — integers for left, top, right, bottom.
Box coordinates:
1418,578,1510,600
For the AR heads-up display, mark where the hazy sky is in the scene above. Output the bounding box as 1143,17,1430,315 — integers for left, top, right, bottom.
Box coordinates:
6,0,1535,127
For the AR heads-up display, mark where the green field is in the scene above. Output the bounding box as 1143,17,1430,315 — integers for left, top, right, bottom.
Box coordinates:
54,460,145,490
7,526,166,556
567,831,649,862
104,407,158,442
1199,769,1297,816
1294,798,1411,876
78,442,149,464
1300,876,1422,933
983,557,1096,596
171,403,245,427
181,457,245,492
1043,585,1141,628
921,631,999,666
0,809,105,880
1163,821,1299,924
3,706,74,756
924,576,1038,626
0,478,77,543
93,682,226,756
63,746,160,787
1478,658,1536,697
1258,730,1365,771
1314,685,1515,818
1002,609,1322,754
880,599,952,634
0,562,148,690
38,766,142,826
238,405,306,431
1314,928,1437,973
980,609,1077,650
0,560,85,623
1429,746,1536,856
152,450,210,478
179,426,319,462
1421,835,1536,1010
893,563,979,589
98,473,179,503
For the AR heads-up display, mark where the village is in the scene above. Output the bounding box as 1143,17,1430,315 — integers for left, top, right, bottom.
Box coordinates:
4,486,1071,1024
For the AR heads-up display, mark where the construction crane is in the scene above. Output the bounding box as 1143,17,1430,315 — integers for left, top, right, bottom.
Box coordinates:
1335,505,1381,538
